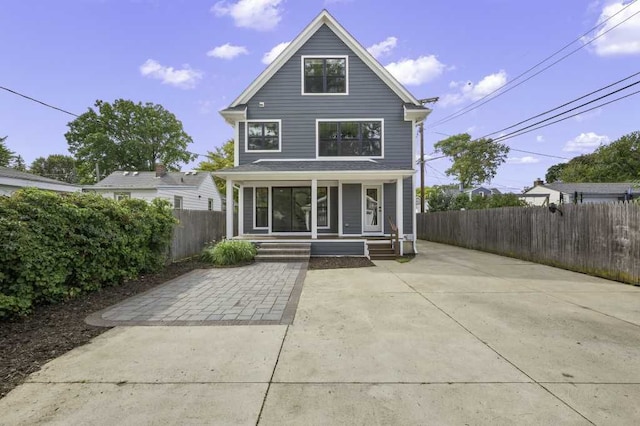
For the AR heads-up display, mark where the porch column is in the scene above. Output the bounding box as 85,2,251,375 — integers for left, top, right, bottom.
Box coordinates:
226,179,233,239
311,178,318,239
396,177,404,255
237,184,244,236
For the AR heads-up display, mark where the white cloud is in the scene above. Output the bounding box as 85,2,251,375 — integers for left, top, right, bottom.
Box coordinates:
536,135,545,142
206,43,248,59
262,41,291,64
584,1,640,56
440,70,508,107
507,156,540,164
574,107,603,122
367,36,398,59
563,132,610,152
212,0,283,31
139,59,202,89
384,55,446,86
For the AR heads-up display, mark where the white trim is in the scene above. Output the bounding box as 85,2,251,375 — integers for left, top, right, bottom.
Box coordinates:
300,55,349,96
338,181,343,237
244,119,282,153
220,107,247,126
311,179,318,239
227,10,419,107
214,170,414,181
234,122,240,167
317,186,331,230
238,184,244,235
396,178,404,256
243,180,338,187
315,118,384,160
403,105,432,123
226,179,233,239
362,184,384,235
253,187,269,230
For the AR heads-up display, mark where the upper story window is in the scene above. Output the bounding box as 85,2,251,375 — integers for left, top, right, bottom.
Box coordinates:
317,120,383,158
302,56,348,95
246,120,281,152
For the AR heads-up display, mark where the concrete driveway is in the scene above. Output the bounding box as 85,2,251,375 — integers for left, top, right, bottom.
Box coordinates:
2,240,640,425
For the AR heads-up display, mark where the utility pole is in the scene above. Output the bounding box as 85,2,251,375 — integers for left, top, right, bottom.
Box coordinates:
417,97,439,213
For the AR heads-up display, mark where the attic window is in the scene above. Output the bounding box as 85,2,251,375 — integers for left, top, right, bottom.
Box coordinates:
302,56,348,95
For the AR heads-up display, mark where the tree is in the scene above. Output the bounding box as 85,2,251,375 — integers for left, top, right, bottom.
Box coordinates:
30,155,78,183
434,133,510,188
65,99,196,183
198,139,234,196
0,136,14,167
9,155,26,171
546,131,640,183
545,163,567,183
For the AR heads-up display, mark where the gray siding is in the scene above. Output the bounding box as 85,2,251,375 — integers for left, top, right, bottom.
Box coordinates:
239,24,412,168
404,177,413,235
243,187,268,234
311,241,365,256
342,183,361,234
383,182,395,234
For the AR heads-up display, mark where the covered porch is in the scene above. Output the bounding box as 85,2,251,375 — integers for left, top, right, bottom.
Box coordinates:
213,162,415,256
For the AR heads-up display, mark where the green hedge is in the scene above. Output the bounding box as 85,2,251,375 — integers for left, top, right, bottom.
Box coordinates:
201,240,257,266
0,188,176,319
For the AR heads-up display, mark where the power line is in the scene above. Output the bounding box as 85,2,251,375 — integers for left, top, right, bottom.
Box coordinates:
493,88,640,144
0,85,210,159
481,70,640,139
490,80,640,143
428,1,640,128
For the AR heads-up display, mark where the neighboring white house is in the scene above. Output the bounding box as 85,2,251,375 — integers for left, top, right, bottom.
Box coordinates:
521,179,637,206
87,166,223,211
0,166,82,196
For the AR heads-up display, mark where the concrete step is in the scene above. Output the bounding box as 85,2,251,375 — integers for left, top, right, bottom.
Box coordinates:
369,255,398,260
255,254,310,262
257,248,311,255
257,243,312,250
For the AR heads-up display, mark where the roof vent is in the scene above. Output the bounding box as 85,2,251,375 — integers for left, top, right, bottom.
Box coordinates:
123,171,129,176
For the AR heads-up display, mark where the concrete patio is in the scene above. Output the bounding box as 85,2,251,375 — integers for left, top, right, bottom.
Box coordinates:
2,240,640,425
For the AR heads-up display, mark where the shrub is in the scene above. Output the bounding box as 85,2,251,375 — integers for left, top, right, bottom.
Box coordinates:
0,188,176,319
201,240,257,266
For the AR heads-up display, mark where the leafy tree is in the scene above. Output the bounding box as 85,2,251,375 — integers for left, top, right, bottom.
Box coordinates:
30,154,78,183
65,99,196,183
425,190,451,212
546,131,640,183
9,155,26,171
545,163,567,183
0,136,14,167
198,139,234,196
434,133,510,188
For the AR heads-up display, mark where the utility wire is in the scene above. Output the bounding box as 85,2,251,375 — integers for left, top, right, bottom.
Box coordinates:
489,79,640,143
492,88,640,144
428,1,640,128
480,70,640,139
0,85,210,159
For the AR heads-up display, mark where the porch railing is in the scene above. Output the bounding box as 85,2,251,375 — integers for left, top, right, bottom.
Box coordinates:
387,215,400,257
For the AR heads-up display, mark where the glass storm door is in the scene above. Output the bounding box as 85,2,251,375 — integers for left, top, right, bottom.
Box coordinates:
272,187,312,232
363,185,382,233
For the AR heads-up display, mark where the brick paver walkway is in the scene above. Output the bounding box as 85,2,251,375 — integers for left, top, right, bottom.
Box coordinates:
86,262,307,326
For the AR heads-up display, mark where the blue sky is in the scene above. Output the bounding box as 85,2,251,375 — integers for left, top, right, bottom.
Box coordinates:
2,0,639,191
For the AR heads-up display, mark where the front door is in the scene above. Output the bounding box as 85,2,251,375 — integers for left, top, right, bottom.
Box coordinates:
363,185,383,233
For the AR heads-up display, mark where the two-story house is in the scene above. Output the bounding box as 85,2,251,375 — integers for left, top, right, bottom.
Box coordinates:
215,10,431,256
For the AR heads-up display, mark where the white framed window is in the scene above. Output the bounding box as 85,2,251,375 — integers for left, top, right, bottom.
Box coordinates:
317,186,330,228
254,187,269,229
316,119,383,158
301,55,348,95
245,120,281,152
174,196,183,210
114,192,131,201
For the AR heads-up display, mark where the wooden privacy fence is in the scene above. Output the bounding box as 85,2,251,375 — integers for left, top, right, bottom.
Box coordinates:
170,210,225,261
417,203,640,285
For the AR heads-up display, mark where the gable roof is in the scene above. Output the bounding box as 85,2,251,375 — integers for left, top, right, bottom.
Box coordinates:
226,10,422,108
92,171,211,190
0,166,80,187
544,182,638,195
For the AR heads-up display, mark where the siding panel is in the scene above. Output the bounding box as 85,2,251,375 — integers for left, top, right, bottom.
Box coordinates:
342,183,361,234
311,241,365,256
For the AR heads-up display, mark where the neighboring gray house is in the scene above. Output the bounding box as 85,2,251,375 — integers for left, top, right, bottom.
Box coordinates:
465,186,501,199
87,166,222,211
522,180,637,206
0,166,81,196
214,10,431,255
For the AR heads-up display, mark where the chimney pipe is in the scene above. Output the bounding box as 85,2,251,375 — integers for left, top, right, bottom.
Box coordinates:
155,164,167,177
533,178,544,187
